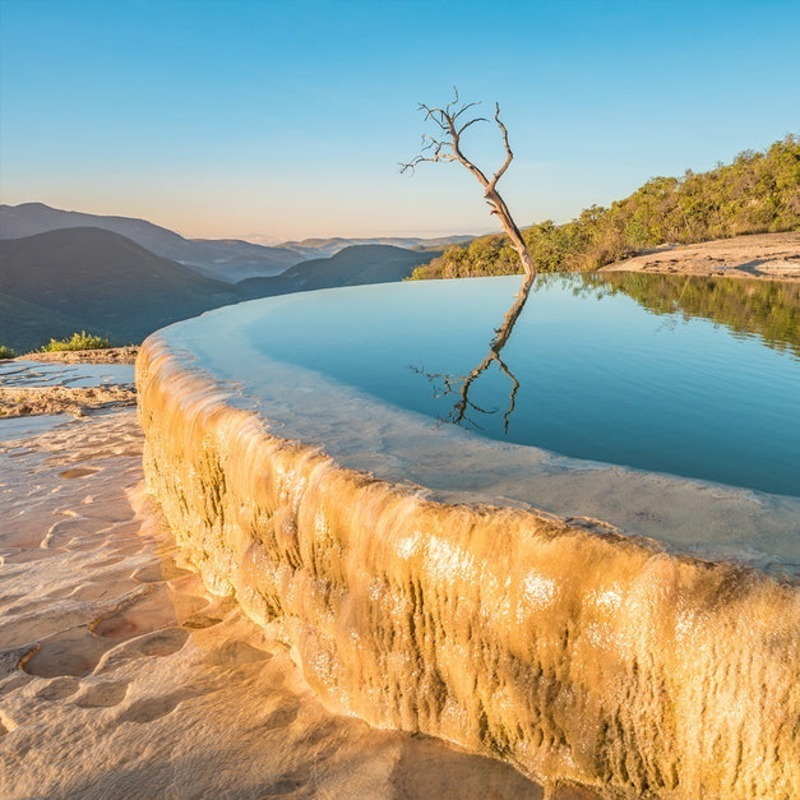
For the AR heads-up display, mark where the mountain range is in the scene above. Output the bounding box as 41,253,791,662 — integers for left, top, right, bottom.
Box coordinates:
274,234,474,260
0,208,441,353
0,203,301,282
237,244,435,299
0,203,474,279
0,228,240,350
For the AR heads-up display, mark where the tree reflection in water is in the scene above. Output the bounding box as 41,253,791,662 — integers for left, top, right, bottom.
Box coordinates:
411,270,799,434
594,272,800,359
411,279,532,433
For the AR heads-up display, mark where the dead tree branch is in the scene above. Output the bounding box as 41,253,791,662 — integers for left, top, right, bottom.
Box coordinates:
401,88,536,288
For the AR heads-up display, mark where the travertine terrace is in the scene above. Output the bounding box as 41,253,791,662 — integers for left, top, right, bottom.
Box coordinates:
600,232,800,281
136,332,800,799
0,390,541,799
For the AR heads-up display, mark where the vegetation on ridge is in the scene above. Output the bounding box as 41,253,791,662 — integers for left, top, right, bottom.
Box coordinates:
411,134,800,280
41,331,111,352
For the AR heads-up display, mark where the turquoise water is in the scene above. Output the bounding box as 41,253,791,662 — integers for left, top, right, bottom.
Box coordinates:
225,275,799,497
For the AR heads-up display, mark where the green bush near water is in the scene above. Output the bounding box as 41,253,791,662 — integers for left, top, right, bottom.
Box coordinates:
0,345,15,359
411,134,800,280
41,331,111,352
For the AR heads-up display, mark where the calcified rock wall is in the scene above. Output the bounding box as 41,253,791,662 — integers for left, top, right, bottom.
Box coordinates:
136,336,799,799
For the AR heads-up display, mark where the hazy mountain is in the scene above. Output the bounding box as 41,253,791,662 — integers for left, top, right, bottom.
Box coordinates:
0,291,85,354
0,227,242,349
0,231,441,353
237,244,439,299
0,203,302,282
277,234,474,260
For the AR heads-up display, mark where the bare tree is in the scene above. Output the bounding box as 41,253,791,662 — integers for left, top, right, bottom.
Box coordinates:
400,88,536,289
403,90,537,432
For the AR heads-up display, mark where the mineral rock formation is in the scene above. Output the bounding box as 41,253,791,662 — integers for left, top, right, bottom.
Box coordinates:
137,335,800,799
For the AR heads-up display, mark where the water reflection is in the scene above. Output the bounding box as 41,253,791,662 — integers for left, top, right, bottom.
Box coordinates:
411,284,531,432
586,272,800,358
413,272,800,436
208,270,800,494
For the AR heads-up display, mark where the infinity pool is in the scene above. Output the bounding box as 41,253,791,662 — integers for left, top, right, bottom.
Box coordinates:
152,271,800,571
142,272,800,797
203,274,799,497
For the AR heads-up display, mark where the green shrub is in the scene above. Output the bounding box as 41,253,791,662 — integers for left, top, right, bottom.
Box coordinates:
411,133,800,279
0,345,15,359
41,331,111,352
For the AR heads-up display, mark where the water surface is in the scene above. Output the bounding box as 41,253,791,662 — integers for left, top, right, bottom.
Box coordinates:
228,275,799,497
0,360,135,388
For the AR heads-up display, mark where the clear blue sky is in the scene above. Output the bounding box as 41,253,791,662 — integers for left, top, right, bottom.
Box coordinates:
1,0,798,240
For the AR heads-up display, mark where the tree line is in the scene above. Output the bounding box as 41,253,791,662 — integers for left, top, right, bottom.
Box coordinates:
410,134,799,280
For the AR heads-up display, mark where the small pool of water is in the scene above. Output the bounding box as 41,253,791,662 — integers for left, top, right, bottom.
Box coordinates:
0,361,135,388
218,274,799,497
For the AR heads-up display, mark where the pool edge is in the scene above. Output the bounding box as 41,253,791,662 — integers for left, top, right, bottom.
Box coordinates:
136,331,800,799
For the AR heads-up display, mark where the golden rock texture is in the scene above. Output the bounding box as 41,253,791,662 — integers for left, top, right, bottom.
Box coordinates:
137,335,800,799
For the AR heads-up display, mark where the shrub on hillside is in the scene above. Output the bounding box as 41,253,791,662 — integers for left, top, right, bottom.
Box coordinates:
41,331,111,352
411,133,800,279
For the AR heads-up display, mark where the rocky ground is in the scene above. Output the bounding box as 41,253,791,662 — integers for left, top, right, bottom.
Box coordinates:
600,231,800,280
0,354,568,799
0,384,137,418
19,346,139,365
0,349,137,418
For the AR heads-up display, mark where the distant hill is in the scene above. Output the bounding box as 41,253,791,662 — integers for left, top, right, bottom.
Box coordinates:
238,244,438,299
0,227,242,350
0,291,85,354
277,234,473,260
0,231,439,352
0,202,302,282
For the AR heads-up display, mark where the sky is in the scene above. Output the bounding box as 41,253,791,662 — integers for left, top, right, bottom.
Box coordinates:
1,0,798,241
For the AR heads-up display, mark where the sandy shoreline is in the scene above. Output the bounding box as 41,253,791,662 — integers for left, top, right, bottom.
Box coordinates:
600,231,800,280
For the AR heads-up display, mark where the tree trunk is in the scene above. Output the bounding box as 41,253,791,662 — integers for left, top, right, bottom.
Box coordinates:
401,93,537,287
485,186,536,285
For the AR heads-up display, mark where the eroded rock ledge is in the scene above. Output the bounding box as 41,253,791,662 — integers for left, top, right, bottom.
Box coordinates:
136,334,800,800
600,232,800,280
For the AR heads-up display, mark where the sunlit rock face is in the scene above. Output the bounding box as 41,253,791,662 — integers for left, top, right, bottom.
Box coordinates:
137,326,799,799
